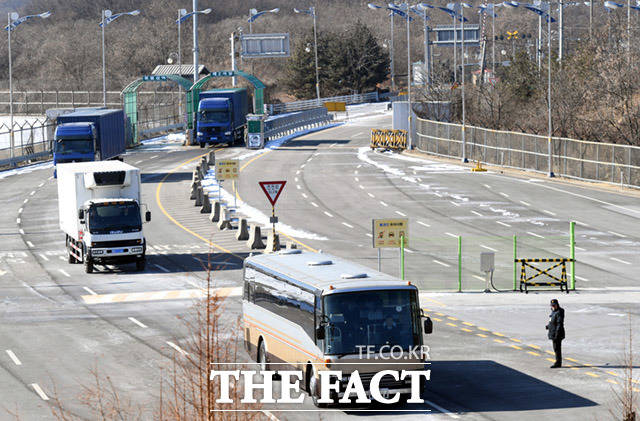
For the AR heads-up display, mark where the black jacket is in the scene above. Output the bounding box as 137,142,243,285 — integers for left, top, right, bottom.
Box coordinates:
546,307,565,341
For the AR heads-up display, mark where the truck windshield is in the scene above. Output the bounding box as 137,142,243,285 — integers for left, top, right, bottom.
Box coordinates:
87,202,142,234
199,110,229,123
322,289,421,356
55,138,93,154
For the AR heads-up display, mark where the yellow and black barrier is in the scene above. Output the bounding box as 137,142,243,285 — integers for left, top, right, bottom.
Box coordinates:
370,129,407,151
515,258,574,294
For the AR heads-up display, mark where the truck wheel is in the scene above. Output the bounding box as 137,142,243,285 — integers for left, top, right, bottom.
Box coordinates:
84,257,94,273
67,247,76,264
199,143,205,148
136,258,146,272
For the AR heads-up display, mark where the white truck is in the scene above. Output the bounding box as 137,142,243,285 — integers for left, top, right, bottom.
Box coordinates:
57,161,151,273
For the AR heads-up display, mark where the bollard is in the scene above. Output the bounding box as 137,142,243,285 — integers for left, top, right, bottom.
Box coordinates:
189,184,198,200
201,157,208,171
208,151,215,165
200,192,211,213
191,170,199,183
194,186,203,207
266,232,281,253
217,208,233,230
209,201,221,223
286,241,298,250
236,218,249,241
246,225,266,250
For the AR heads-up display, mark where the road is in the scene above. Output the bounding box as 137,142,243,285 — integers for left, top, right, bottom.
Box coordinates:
0,109,638,420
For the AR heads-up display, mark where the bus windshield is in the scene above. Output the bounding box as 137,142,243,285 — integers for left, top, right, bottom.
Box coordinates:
322,289,421,356
88,202,142,234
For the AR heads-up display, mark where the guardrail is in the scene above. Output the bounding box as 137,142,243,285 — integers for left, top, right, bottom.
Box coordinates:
265,92,380,115
415,117,640,189
264,107,333,140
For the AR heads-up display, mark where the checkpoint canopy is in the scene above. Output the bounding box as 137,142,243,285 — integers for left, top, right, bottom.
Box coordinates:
122,74,193,145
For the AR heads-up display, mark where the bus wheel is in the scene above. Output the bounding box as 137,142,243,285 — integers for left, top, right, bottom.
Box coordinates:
309,365,327,408
257,340,268,371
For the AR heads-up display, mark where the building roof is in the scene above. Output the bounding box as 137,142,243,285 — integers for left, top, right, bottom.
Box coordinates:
151,64,210,78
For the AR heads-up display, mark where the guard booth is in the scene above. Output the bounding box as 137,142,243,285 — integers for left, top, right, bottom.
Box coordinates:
246,114,266,149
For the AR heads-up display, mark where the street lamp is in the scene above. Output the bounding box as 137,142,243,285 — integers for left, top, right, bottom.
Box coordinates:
414,4,436,86
248,7,279,33
294,7,321,100
100,9,140,107
368,3,406,92
176,6,212,83
5,10,51,162
479,3,501,77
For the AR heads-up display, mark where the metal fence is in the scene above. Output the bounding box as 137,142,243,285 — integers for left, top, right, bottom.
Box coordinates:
265,91,380,114
264,107,333,140
414,118,640,189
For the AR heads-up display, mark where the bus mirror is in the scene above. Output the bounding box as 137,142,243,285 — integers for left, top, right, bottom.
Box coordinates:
316,326,325,340
423,317,433,335
78,209,85,221
145,211,151,222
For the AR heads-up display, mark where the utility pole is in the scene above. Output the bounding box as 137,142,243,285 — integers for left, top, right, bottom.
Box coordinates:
406,7,412,149
391,13,396,91
230,32,237,87
192,0,199,84
559,1,563,65
461,3,467,163
547,9,554,177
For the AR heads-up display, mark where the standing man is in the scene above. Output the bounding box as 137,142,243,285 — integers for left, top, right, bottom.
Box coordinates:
546,298,565,368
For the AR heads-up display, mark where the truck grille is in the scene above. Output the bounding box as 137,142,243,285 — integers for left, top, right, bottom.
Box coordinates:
92,239,142,248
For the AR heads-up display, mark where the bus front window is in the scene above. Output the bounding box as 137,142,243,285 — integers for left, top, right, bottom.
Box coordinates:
321,289,420,356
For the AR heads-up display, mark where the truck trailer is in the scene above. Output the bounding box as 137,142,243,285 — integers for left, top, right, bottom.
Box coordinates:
57,161,151,273
196,88,249,147
54,109,126,168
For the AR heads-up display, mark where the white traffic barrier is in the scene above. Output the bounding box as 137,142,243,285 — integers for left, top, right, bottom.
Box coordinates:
217,208,233,231
200,192,211,213
247,224,265,250
209,201,221,223
266,232,281,252
236,218,249,241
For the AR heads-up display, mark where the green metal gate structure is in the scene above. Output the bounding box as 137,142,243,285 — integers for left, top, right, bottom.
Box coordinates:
122,75,193,146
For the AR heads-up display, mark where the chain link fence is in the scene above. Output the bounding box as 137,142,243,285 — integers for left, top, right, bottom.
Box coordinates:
415,118,640,188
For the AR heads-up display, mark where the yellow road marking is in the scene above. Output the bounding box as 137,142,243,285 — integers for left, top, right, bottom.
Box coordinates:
432,317,443,322
461,328,472,332
566,357,579,363
510,338,522,343
462,322,474,326
477,327,489,331
606,371,618,377
435,312,445,316
446,322,458,327
546,358,556,363
607,379,618,385
527,351,541,357
528,344,541,349
447,316,458,321
545,350,556,356
477,333,488,338
510,344,522,350
422,297,448,308
494,339,505,343
585,372,599,378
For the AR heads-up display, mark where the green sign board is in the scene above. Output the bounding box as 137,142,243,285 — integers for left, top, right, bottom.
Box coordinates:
142,75,167,81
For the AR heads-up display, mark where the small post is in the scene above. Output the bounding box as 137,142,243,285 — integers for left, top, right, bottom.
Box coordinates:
218,180,222,203
272,206,276,237
570,221,575,290
377,248,381,272
513,235,517,291
400,235,405,280
233,180,237,209
457,235,462,292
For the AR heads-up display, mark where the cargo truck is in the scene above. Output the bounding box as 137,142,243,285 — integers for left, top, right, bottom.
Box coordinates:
54,109,126,169
57,161,151,273
196,88,249,147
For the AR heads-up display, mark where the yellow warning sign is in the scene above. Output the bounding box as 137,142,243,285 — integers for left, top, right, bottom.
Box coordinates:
372,218,409,248
215,159,239,180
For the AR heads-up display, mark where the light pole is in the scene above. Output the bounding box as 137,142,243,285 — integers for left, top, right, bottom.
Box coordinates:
100,9,140,107
248,7,279,33
5,10,51,162
176,9,187,120
175,4,212,84
457,3,472,162
294,7,320,100
368,3,398,91
547,5,554,177
414,4,435,85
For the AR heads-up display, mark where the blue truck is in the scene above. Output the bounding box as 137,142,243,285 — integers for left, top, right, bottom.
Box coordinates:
54,109,126,168
196,88,249,147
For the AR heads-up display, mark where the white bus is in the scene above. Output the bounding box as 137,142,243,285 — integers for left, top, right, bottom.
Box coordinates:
242,250,433,406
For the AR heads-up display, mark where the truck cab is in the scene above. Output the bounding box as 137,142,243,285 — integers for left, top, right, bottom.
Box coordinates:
54,122,99,164
196,98,234,145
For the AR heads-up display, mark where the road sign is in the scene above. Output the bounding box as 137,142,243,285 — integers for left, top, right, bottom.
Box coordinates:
259,181,286,206
241,33,290,58
216,159,239,180
142,75,167,81
372,218,409,248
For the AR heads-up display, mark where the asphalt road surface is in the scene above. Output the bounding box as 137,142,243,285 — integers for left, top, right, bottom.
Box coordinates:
0,108,638,420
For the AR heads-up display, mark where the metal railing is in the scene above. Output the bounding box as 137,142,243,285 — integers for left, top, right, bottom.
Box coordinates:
264,108,333,140
265,91,380,115
414,118,640,188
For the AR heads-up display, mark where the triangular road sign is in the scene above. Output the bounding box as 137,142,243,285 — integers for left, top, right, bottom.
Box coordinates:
259,181,287,206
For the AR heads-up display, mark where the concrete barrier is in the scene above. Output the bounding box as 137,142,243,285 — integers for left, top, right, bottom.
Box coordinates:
201,157,208,171
236,218,249,241
286,241,298,250
266,232,281,252
192,170,199,183
208,151,215,166
247,225,266,250
200,192,211,213
209,201,221,223
189,183,199,200
217,208,233,230
194,186,203,207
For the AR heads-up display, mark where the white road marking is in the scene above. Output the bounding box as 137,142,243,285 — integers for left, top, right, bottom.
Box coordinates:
574,220,589,227
520,200,531,206
166,341,189,356
296,185,301,190
366,233,373,238
294,177,299,182
471,210,483,217
483,184,491,189
341,222,354,229
527,232,545,239
16,218,21,224
154,264,170,273
424,398,460,419
296,170,300,175
301,193,308,198
367,192,375,198
542,209,556,216
29,191,35,196
310,202,319,207
23,199,28,204
610,257,631,265
434,192,442,197
5,350,22,366
149,155,158,159
496,221,511,227
433,260,451,267
575,275,589,282
355,177,359,182
417,221,431,228
38,253,49,261
499,192,509,198
58,269,70,277
608,231,627,238
380,201,389,207
18,208,22,214
83,287,97,295
449,201,460,207
128,317,148,328
26,241,34,248
31,383,49,400
567,244,586,251
357,164,362,168
38,182,44,188
300,164,306,168
473,275,486,282
395,211,407,216
354,170,359,175
134,160,143,164
19,229,24,235
445,232,458,238
58,255,65,261
359,185,365,189
480,244,498,252
324,211,334,218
